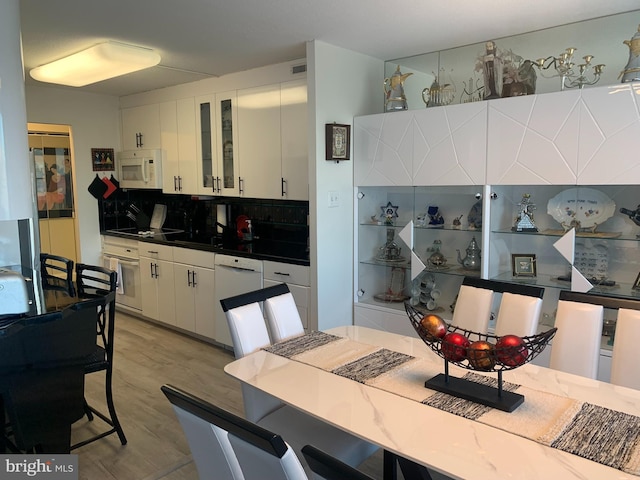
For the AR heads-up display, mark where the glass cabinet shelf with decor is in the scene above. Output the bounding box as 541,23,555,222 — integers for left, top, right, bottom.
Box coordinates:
488,184,640,302
356,185,489,319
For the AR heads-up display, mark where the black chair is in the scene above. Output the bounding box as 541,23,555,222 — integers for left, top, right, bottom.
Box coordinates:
70,263,127,449
162,385,379,480
40,253,74,292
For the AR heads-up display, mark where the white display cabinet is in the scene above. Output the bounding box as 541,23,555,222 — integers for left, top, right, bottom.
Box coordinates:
355,185,489,321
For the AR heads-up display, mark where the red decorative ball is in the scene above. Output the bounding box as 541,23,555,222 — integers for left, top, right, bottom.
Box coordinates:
419,314,447,340
441,332,470,362
467,340,496,370
496,335,528,367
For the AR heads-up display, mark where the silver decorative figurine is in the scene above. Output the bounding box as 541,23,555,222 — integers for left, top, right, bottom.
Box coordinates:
512,193,538,232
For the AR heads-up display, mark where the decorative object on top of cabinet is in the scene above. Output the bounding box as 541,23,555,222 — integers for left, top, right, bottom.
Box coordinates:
467,199,482,229
511,253,537,277
533,47,604,90
619,204,640,233
380,201,399,225
421,68,456,107
384,65,412,111
621,25,640,83
512,193,538,232
426,240,449,271
457,237,481,271
546,188,616,234
374,266,408,303
477,40,504,100
375,228,405,264
461,76,484,103
325,123,351,162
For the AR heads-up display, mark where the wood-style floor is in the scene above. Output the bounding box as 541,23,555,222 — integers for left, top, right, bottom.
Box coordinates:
71,312,388,480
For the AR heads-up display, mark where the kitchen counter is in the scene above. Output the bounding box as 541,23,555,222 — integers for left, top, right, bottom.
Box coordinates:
102,230,310,266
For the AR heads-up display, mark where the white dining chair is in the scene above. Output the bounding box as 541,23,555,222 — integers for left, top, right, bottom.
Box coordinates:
451,279,494,332
610,308,640,390
220,288,379,471
162,384,379,480
162,385,244,480
549,297,603,379
263,283,305,342
494,292,543,337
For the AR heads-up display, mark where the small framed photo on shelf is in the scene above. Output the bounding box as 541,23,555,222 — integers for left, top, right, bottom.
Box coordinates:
512,254,537,277
632,272,640,290
325,123,351,161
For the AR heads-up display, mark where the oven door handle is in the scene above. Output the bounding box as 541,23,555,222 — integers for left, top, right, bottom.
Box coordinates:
104,256,139,267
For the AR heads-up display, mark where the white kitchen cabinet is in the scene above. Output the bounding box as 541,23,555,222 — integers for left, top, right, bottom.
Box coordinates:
237,84,282,199
173,247,216,339
195,94,217,195
215,91,240,196
263,260,310,330
280,79,308,200
121,104,161,150
139,243,176,326
161,98,198,194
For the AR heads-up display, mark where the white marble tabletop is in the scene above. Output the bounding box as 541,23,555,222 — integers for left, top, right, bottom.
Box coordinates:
224,325,640,480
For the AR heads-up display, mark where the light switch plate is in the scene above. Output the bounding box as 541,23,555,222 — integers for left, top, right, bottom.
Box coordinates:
328,190,339,207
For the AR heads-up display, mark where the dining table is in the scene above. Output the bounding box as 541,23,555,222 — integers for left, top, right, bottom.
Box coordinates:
0,267,110,453
224,325,640,480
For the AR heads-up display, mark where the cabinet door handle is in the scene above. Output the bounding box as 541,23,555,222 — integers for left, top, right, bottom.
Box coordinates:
187,269,192,286
174,176,178,191
192,271,197,287
178,176,182,191
273,272,290,276
150,262,154,278
239,176,244,194
154,263,159,278
281,178,286,197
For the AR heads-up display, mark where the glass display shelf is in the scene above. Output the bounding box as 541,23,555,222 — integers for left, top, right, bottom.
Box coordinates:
491,229,640,242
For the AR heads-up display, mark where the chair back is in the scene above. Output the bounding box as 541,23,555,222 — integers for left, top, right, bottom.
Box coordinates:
549,291,604,378
220,287,284,422
162,385,245,480
611,308,640,389
492,282,544,337
301,445,374,480
162,385,307,480
40,253,74,291
262,284,305,342
451,277,494,332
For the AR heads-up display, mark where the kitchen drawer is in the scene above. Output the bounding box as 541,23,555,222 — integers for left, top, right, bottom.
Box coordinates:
138,242,174,261
102,243,139,258
263,261,309,286
102,235,139,250
173,247,215,269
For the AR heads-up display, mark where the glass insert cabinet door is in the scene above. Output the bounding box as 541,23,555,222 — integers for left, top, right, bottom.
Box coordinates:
216,91,240,196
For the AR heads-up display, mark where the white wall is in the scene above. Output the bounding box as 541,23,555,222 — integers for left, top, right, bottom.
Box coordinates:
25,86,121,266
307,41,383,330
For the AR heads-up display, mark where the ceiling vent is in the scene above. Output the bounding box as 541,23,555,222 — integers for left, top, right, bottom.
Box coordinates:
291,64,307,75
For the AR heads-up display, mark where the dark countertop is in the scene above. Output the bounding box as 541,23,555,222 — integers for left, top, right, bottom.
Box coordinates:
102,231,310,266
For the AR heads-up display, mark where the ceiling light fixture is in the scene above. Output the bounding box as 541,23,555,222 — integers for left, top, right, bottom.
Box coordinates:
29,41,161,87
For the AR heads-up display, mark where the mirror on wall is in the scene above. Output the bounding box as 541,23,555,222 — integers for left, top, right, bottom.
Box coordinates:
385,10,640,110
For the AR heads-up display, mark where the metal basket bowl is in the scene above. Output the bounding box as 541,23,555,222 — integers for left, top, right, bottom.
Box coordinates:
405,302,556,372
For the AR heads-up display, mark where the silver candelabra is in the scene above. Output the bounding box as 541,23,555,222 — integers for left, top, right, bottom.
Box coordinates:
534,47,604,90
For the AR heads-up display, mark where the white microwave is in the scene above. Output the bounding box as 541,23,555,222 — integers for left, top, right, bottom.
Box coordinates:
117,149,163,189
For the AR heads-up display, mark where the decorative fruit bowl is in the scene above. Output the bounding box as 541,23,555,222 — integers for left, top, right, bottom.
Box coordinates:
406,303,556,372
405,302,557,411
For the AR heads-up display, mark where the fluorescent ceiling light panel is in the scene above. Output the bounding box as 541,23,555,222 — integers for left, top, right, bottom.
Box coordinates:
30,42,161,87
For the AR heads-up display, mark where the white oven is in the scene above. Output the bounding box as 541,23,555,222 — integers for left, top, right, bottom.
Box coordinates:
102,237,142,313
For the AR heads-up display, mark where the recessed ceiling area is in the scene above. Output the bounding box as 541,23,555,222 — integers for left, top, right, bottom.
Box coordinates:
19,0,640,97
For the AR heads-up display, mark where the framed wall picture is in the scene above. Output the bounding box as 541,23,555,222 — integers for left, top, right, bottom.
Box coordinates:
512,254,537,277
325,123,351,161
91,148,115,172
633,272,640,290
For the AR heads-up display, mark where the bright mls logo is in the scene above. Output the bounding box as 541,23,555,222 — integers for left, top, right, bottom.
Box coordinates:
2,455,78,479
